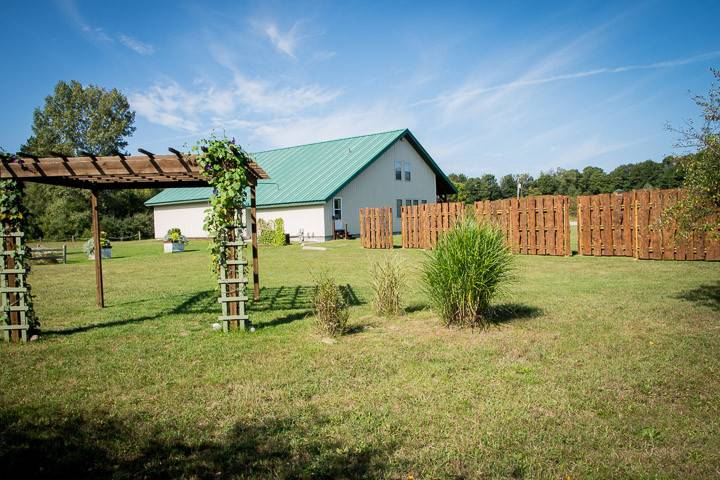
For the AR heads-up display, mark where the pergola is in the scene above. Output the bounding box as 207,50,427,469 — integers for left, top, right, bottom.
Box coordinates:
1,149,269,341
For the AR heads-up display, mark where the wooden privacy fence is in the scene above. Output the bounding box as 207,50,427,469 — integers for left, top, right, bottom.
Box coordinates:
475,196,571,256
577,188,720,260
401,202,465,248
359,207,393,249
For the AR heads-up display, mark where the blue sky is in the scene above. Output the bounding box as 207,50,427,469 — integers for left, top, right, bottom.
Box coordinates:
1,0,719,177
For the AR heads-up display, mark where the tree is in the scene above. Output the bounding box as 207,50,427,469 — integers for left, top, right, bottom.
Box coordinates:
580,166,610,195
498,174,516,198
666,69,720,238
19,80,154,240
23,80,135,157
535,170,560,195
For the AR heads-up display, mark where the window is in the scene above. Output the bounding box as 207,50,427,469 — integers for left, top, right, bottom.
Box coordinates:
421,199,427,204
396,199,402,218
394,160,402,181
413,199,419,206
333,197,342,219
405,199,412,207
404,161,411,181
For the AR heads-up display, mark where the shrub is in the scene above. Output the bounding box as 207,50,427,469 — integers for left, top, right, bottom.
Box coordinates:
370,254,405,317
312,272,349,337
83,231,112,256
164,227,189,245
422,218,514,328
258,218,286,246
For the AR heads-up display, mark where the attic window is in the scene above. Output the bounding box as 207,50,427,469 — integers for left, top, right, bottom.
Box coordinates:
394,160,402,181
404,161,411,181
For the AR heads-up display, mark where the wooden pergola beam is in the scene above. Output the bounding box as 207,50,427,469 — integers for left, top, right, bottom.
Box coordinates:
0,152,268,188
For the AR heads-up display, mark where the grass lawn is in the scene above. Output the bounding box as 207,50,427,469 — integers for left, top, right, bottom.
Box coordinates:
1,238,719,478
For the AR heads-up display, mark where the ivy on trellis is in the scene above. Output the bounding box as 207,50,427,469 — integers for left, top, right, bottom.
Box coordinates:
0,174,38,341
193,135,252,331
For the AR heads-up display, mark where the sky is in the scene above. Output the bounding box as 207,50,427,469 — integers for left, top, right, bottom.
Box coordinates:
1,0,719,177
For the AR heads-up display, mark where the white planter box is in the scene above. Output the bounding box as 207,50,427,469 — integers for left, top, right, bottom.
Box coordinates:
89,248,112,260
164,242,185,253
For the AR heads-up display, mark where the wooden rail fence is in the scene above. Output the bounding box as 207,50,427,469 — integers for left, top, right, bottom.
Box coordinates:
401,202,465,249
475,196,571,256
577,189,720,260
359,207,393,249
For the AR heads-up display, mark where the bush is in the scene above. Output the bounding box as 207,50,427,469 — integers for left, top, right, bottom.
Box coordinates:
370,254,405,317
422,218,514,328
258,218,286,246
312,272,349,337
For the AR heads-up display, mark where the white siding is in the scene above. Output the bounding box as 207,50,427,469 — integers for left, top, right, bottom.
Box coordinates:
152,202,327,242
328,137,437,235
256,204,326,242
153,202,210,238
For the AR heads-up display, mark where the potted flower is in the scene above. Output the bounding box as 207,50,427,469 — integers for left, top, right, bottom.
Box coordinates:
84,231,112,259
163,227,188,253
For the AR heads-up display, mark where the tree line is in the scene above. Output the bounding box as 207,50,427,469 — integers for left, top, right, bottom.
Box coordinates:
448,156,687,204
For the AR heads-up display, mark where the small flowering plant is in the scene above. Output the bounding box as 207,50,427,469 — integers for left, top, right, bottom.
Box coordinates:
83,231,112,256
192,133,250,273
164,227,188,245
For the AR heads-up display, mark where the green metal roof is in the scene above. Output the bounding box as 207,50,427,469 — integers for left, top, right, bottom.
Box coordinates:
145,129,456,208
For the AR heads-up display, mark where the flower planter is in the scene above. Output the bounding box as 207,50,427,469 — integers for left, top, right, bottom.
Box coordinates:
88,247,112,260
164,242,185,253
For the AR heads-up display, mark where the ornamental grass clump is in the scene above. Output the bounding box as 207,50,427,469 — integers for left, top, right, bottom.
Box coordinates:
422,218,514,328
312,272,349,337
370,254,405,317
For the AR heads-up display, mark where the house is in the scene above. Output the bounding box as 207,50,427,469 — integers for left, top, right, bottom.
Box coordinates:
144,129,456,241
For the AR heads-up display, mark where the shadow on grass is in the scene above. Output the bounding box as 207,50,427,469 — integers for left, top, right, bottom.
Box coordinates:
487,303,543,324
250,285,315,311
44,290,220,337
44,285,364,336
675,282,720,312
0,407,391,479
255,310,312,329
405,303,428,313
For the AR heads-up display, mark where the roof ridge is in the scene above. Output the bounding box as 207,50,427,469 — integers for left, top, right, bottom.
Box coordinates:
250,128,407,155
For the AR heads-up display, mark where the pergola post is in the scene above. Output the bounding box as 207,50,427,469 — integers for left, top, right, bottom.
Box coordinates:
250,184,260,301
90,189,104,308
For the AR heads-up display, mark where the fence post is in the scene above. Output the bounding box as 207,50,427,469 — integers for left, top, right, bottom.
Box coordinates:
62,244,67,264
633,191,639,260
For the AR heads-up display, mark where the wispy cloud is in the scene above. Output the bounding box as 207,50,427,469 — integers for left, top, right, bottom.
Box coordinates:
80,25,112,43
129,75,341,133
119,35,155,55
414,50,720,108
263,21,302,57
312,50,337,62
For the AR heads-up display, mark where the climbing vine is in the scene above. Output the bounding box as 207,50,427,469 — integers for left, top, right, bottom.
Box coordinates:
193,134,251,273
0,165,38,332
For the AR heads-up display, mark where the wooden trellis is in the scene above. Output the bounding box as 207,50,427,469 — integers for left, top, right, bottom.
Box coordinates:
1,232,30,342
218,220,250,331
